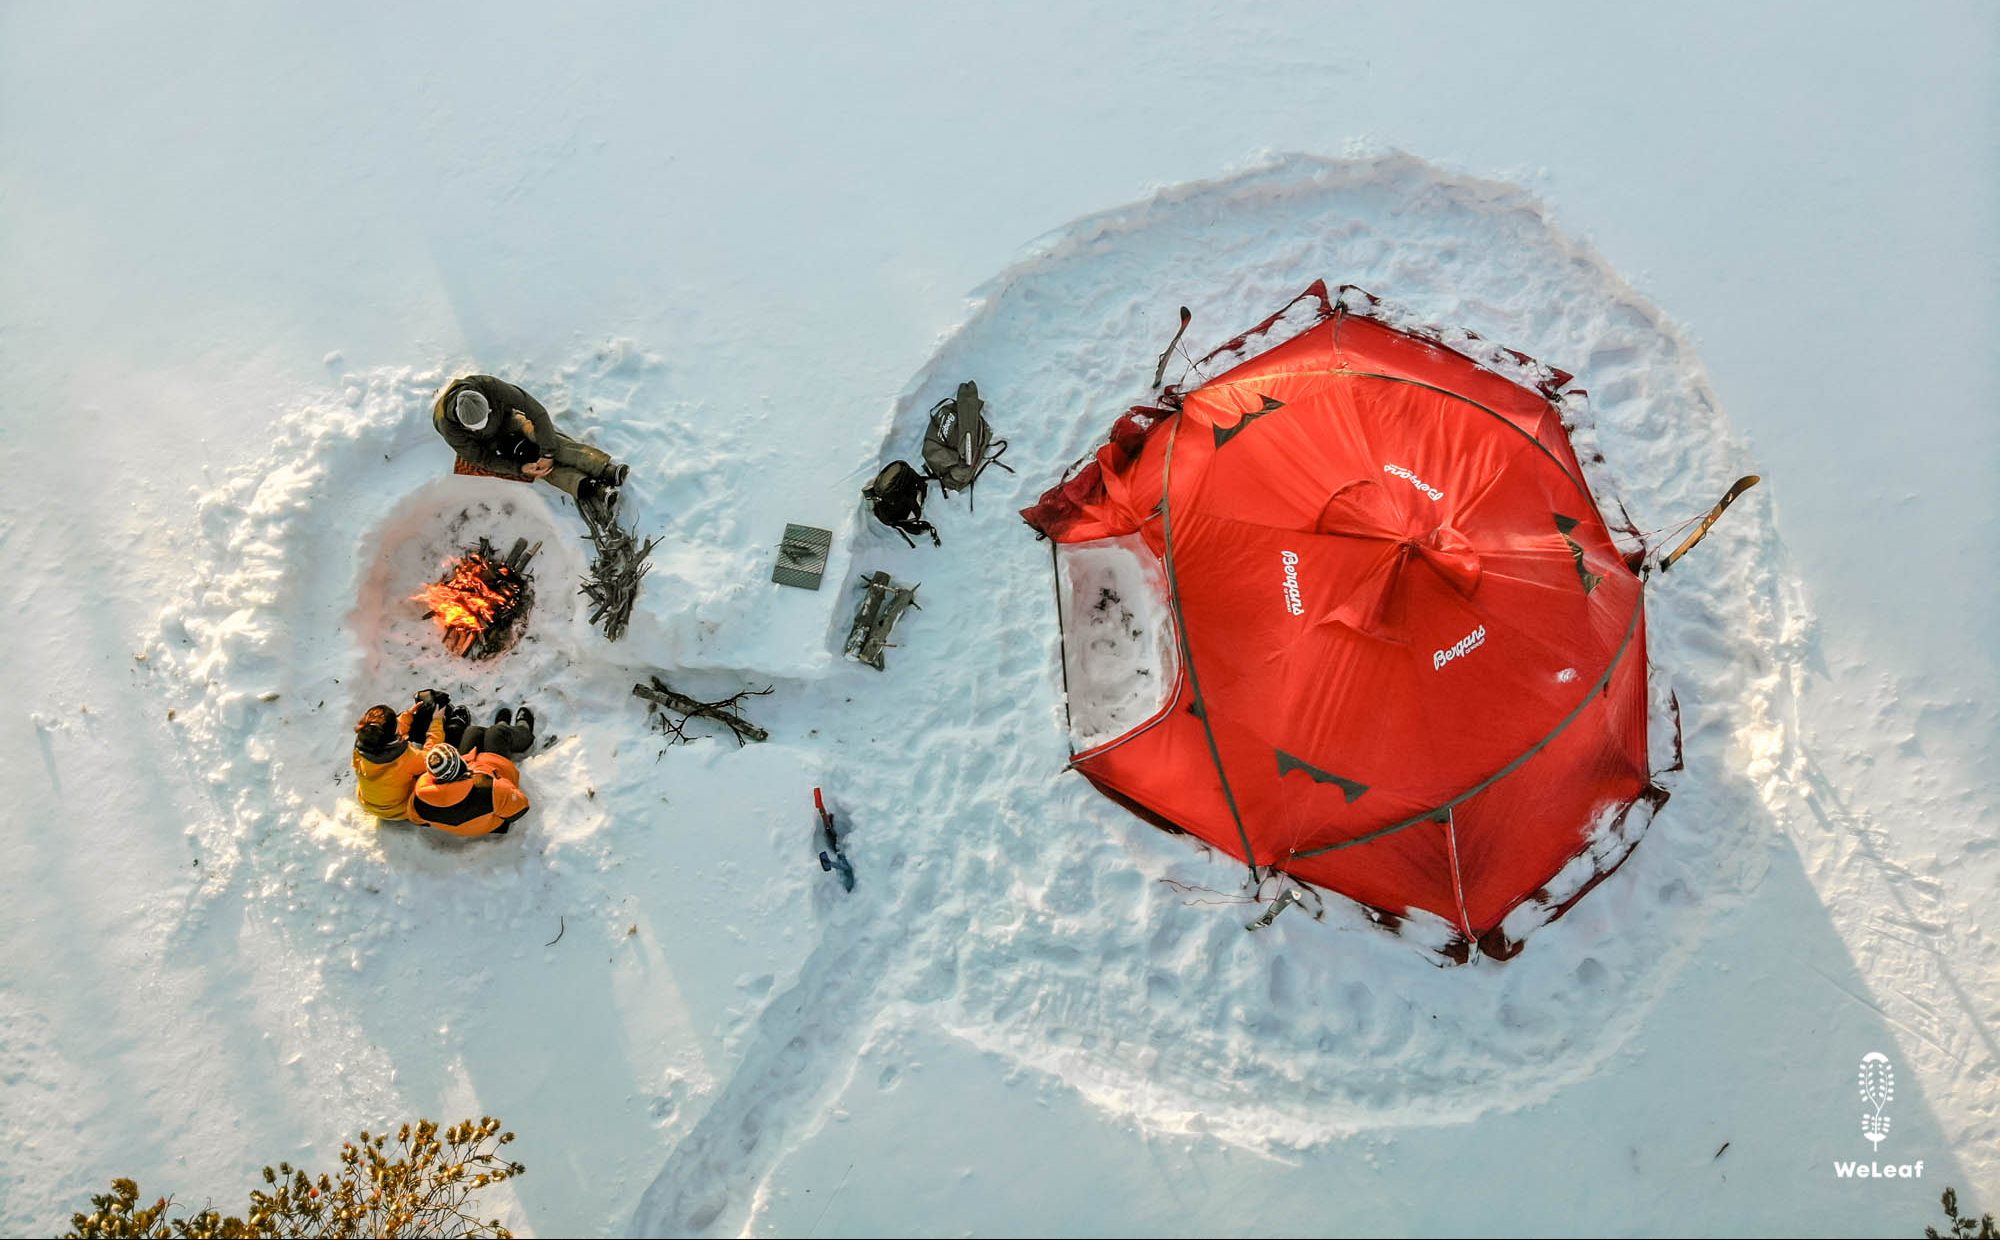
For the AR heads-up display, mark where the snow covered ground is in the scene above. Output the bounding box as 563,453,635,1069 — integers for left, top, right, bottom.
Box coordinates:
2,4,1993,1237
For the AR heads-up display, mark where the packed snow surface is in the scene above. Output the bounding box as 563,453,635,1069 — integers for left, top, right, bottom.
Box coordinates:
3,6,1993,1239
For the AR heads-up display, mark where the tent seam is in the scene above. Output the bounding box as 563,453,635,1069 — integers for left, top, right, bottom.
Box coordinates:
1287,591,1646,861
1159,412,1261,880
1196,367,1595,513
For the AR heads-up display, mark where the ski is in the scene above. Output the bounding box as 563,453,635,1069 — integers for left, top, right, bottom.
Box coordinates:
814,787,854,892
1659,474,1760,572
1151,306,1193,389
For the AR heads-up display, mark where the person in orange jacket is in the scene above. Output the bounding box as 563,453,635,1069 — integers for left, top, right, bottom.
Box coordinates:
407,706,538,837
352,690,458,821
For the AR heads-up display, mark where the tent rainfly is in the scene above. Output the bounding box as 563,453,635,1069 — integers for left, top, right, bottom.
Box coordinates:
1023,282,1692,962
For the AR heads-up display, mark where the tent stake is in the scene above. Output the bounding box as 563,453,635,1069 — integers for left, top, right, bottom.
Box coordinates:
1151,306,1193,389
1246,887,1305,932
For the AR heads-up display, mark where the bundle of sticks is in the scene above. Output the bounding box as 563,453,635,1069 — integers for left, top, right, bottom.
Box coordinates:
579,495,659,643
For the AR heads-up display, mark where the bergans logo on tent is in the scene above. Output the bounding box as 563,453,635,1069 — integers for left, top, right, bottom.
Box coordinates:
1280,550,1304,616
1433,625,1486,670
1383,463,1444,501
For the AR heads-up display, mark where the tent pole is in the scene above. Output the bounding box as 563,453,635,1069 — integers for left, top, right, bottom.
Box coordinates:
1156,412,1262,885
1048,538,1078,761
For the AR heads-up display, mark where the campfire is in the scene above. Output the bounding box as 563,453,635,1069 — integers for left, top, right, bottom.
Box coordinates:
415,537,539,658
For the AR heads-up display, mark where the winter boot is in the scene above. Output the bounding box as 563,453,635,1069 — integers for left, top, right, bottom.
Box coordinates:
578,478,620,522
515,706,536,743
493,706,514,728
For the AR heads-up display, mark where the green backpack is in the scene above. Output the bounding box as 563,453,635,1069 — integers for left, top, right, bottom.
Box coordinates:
921,380,1011,507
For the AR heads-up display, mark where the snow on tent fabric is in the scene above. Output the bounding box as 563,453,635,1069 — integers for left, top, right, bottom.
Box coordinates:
1023,283,1668,961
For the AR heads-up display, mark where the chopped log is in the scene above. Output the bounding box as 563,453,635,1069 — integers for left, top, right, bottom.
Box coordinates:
843,572,920,670
503,537,540,573
632,675,770,746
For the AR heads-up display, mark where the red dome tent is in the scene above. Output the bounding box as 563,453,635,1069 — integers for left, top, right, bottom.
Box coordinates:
1023,283,1674,960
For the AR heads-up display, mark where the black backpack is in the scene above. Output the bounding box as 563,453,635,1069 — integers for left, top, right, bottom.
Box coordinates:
863,460,940,548
921,380,1011,508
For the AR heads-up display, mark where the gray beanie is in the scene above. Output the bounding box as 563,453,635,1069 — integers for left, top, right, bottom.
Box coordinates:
452,388,492,431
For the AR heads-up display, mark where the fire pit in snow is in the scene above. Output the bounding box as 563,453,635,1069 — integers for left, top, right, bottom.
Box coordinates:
414,537,539,659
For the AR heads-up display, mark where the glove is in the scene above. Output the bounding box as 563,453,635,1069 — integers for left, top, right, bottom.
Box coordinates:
415,688,450,708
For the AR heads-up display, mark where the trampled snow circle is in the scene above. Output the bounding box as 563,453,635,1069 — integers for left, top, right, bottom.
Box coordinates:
142,154,1795,1237
827,152,1783,1144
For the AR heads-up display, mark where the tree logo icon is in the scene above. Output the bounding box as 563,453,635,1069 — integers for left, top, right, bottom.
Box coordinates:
1858,1051,1894,1149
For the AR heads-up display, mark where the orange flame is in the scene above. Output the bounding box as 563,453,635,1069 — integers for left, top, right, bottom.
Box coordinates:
415,556,518,655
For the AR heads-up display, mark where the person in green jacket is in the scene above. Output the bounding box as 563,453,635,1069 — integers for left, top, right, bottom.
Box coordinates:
433,374,630,504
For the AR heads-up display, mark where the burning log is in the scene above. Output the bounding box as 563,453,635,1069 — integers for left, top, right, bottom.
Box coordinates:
579,495,659,643
415,537,538,659
633,675,771,746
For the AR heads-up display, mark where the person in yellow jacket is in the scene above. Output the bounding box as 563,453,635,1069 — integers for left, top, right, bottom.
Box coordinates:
407,707,537,838
351,691,456,821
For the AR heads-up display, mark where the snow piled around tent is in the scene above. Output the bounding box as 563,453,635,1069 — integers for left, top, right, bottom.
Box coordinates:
139,153,1814,1235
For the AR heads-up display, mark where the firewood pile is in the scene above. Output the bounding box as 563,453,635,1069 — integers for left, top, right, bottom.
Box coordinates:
579,493,659,643
415,537,539,659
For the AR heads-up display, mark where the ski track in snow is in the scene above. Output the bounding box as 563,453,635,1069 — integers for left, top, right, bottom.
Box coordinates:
134,153,1993,1238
